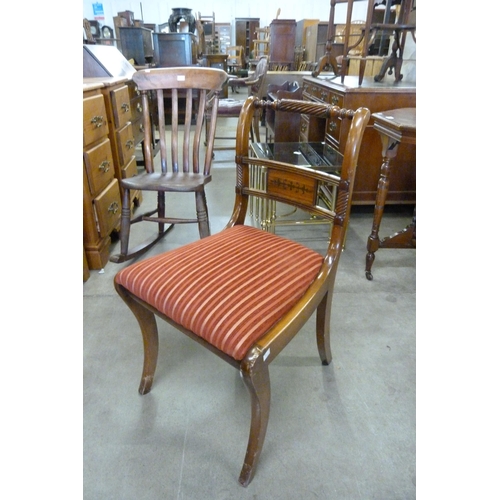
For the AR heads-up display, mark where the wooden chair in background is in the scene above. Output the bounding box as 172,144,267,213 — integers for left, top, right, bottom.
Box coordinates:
110,66,227,263
226,45,244,73
206,56,268,151
114,97,370,485
252,27,270,59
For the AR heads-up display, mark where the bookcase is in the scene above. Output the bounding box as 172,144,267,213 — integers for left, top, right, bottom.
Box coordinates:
235,18,260,64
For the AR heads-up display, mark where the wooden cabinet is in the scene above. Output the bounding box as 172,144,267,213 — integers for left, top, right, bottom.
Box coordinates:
296,19,319,48
118,26,154,65
97,78,142,210
235,18,260,64
83,83,122,270
128,80,145,148
83,77,143,271
269,19,297,70
153,33,198,67
301,75,416,204
215,23,231,55
304,22,329,63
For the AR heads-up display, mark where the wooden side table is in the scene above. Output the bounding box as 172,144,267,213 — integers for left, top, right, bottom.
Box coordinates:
365,107,416,280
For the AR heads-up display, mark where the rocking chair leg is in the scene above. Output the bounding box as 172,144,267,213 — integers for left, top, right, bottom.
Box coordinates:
119,189,131,257
195,190,210,238
239,358,271,487
316,291,333,366
158,192,165,234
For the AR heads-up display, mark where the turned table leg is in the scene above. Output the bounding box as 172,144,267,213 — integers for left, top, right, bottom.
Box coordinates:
365,135,400,280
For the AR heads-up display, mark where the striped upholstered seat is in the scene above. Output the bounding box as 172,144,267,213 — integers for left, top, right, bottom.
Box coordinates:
115,225,323,361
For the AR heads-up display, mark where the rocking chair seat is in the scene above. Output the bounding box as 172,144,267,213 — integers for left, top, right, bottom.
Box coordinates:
115,225,323,360
121,172,211,192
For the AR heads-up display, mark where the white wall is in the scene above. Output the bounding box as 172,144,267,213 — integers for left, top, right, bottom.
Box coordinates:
82,0,370,34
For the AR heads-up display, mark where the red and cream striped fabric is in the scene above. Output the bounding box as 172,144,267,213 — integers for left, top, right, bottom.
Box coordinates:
115,225,324,360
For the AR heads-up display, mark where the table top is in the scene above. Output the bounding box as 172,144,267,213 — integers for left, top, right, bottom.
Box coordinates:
303,75,417,93
372,108,416,144
251,142,342,175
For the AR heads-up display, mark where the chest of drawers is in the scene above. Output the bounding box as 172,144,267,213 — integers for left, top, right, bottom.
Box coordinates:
97,79,142,208
83,83,122,270
83,77,144,272
302,75,416,204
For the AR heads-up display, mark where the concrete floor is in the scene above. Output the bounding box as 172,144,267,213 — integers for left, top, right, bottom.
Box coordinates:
83,123,416,499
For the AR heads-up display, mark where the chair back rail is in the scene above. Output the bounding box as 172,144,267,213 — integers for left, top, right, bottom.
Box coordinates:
133,67,227,176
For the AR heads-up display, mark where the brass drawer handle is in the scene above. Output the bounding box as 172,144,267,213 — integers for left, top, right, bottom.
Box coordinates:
91,115,104,128
125,139,134,150
139,124,145,132
99,160,110,173
108,201,119,215
328,121,337,133
320,90,328,100
300,124,307,132
136,103,142,113
121,102,130,113
330,95,339,105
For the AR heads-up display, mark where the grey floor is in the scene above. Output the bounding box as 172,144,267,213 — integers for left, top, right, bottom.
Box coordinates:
83,120,416,499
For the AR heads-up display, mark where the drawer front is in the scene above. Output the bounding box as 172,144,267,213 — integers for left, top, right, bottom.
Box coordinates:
121,155,138,179
302,81,329,103
131,117,145,144
326,89,343,108
111,85,132,129
325,117,341,149
116,122,135,165
128,81,141,102
130,93,143,123
83,138,115,196
83,94,109,147
94,178,121,237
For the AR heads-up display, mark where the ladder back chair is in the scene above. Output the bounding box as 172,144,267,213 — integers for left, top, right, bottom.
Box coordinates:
110,67,227,263
226,45,244,73
114,97,370,485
